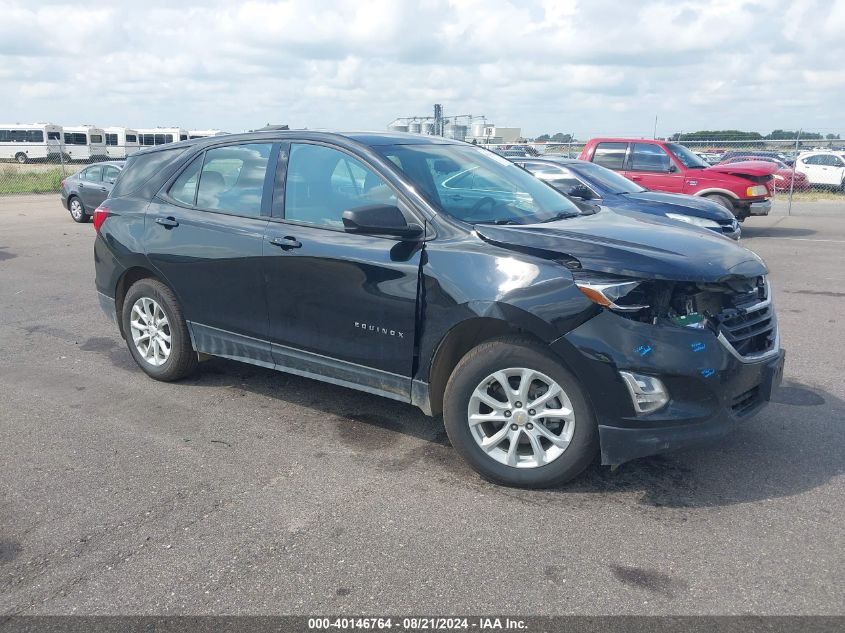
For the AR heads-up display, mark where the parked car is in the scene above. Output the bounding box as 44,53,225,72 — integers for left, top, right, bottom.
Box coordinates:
60,161,123,222
793,151,845,190
716,156,809,192
514,156,740,239
720,150,792,166
579,138,777,221
93,131,784,488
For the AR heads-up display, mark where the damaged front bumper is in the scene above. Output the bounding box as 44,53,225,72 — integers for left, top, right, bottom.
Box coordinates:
551,309,784,466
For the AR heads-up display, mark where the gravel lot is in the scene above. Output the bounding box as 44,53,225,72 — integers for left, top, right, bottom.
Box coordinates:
1,194,843,616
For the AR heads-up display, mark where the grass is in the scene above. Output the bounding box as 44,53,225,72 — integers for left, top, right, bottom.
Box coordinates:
0,166,65,195
773,189,844,203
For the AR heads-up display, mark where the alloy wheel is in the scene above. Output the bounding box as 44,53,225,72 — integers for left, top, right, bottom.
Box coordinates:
467,367,575,468
129,297,172,366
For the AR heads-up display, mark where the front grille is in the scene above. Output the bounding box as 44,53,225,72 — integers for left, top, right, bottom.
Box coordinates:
717,280,778,358
731,386,761,416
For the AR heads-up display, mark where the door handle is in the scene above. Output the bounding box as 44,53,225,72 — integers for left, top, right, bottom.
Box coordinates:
78,183,85,188
155,216,179,228
630,176,642,181
270,235,302,250
99,187,107,192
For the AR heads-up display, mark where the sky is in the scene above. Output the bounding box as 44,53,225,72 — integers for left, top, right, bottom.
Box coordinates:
1,0,843,139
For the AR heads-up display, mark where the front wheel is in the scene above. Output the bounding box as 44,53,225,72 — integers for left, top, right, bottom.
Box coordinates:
705,194,735,214
121,279,197,381
15,152,27,164
443,337,598,488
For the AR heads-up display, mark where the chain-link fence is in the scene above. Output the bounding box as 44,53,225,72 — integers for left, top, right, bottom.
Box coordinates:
0,143,137,195
477,131,845,211
3,134,845,213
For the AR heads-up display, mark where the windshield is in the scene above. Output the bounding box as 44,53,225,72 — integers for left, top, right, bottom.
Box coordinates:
570,161,645,194
374,144,580,224
666,143,710,169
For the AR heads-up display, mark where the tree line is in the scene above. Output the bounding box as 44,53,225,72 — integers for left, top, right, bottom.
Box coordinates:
670,130,840,141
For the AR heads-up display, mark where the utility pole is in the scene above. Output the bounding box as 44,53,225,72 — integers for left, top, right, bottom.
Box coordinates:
653,115,658,139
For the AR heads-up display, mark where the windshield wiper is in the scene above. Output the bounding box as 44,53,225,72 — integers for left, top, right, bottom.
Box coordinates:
474,218,524,225
540,211,580,223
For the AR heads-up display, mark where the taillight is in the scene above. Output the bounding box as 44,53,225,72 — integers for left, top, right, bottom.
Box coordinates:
92,205,110,232
60,179,66,188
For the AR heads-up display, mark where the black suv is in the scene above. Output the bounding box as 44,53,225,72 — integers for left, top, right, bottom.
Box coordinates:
93,131,784,488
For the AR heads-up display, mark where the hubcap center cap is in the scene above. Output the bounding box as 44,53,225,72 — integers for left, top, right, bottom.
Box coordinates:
514,410,529,426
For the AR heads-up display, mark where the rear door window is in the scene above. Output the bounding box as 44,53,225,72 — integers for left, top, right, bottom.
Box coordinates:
592,142,628,170
83,166,102,182
631,143,672,172
195,143,273,216
102,166,121,183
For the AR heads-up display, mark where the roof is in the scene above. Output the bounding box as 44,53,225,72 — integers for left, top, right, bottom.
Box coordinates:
130,130,464,157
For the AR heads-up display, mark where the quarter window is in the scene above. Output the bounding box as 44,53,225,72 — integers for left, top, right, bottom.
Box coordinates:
169,154,204,206
284,144,397,228
631,143,672,172
195,143,272,216
592,142,628,170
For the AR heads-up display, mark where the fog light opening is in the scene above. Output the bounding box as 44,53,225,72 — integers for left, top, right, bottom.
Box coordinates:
619,371,669,415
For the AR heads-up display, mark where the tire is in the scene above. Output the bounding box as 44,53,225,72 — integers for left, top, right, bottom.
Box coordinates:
14,152,27,164
121,279,197,382
68,196,89,223
705,194,735,214
443,336,598,488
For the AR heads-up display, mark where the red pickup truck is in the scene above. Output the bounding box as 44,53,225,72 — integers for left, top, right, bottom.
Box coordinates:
579,138,776,221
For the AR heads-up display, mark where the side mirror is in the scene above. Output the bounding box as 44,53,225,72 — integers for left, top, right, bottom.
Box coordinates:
668,164,679,173
342,204,423,238
567,184,594,200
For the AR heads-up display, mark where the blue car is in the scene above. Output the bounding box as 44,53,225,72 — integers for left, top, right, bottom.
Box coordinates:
515,156,741,240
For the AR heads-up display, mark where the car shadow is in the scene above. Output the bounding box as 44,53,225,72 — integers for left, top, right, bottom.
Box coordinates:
184,359,843,510
741,225,817,238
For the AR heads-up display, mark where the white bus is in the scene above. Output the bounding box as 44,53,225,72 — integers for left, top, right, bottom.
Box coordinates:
103,127,140,159
0,123,63,163
136,127,189,146
63,125,108,161
188,129,227,139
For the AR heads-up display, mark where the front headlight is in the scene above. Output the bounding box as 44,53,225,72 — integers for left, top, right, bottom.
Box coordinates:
573,273,648,312
774,174,785,181
747,185,768,196
665,213,720,229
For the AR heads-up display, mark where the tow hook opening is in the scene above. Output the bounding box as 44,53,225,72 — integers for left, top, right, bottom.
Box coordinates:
620,371,669,415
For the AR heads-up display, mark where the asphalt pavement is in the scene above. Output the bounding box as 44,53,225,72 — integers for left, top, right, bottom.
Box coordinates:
0,194,842,615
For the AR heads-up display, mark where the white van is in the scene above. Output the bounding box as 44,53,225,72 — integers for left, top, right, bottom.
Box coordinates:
63,125,108,161
103,127,140,159
136,127,189,146
188,129,227,139
0,123,63,163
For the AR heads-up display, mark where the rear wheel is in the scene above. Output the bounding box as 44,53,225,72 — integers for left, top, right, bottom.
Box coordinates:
443,337,598,488
68,196,89,223
14,152,27,164
121,279,197,381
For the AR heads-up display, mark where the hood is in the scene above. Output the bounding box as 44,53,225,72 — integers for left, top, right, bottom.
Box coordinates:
624,190,735,221
474,210,766,283
706,160,778,178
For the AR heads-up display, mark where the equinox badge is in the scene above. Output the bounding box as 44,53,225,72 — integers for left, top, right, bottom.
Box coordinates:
355,321,405,339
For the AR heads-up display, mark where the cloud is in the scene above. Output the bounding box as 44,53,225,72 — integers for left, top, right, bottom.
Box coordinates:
0,0,839,137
